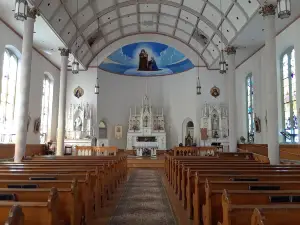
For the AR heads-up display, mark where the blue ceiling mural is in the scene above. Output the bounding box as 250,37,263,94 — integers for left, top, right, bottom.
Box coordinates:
99,42,194,76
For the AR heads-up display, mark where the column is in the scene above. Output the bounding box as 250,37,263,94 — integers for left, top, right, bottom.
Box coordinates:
261,4,279,164
56,48,69,156
294,24,300,142
226,46,237,152
14,8,38,163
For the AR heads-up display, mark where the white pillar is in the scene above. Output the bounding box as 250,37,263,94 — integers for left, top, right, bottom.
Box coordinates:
56,48,69,156
226,46,237,152
294,32,300,142
262,4,279,164
14,8,37,163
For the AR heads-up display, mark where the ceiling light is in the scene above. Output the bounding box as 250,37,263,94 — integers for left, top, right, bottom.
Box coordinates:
196,75,201,95
94,78,99,95
277,0,291,19
72,60,79,74
14,0,28,21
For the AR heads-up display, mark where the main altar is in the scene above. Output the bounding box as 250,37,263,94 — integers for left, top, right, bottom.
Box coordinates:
126,95,166,156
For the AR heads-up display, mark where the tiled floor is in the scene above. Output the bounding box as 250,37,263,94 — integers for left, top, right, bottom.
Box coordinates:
108,169,177,225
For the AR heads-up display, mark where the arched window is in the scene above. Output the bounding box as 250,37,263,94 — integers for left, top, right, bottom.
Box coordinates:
246,74,254,143
40,74,53,143
281,48,297,143
0,49,19,143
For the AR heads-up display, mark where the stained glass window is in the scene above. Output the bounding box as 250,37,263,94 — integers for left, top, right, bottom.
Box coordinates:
281,48,298,143
0,49,19,143
246,74,254,143
40,75,53,144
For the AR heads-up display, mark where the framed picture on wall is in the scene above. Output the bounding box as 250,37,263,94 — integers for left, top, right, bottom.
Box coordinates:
115,125,122,139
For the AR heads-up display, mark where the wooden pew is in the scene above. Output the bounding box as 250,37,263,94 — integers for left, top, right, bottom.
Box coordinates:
0,188,59,225
2,205,24,225
221,193,300,225
193,179,300,225
0,185,82,225
203,188,300,225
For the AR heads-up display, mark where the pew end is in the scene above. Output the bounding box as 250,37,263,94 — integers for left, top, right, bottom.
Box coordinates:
4,205,24,225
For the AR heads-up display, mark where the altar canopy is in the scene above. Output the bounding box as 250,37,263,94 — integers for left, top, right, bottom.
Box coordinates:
127,95,166,156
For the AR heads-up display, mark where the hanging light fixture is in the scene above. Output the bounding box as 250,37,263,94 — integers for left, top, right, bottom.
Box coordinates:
196,53,201,95
95,18,100,95
94,78,100,94
277,0,291,19
72,60,79,74
14,0,28,21
72,0,80,74
219,50,227,74
219,0,226,74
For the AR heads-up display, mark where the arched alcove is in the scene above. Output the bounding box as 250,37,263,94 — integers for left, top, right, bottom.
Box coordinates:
99,120,107,139
182,118,194,146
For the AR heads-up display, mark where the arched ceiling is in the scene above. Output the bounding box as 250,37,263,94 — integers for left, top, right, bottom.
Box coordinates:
29,0,261,69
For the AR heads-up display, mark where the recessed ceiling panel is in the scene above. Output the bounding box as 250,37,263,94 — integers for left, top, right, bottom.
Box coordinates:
159,15,177,26
198,20,214,38
92,38,106,53
106,30,122,42
122,15,138,26
219,19,235,42
208,0,232,14
99,11,118,25
61,22,77,44
65,0,88,15
202,4,222,27
76,6,94,28
180,10,198,25
50,6,70,34
237,0,260,17
139,4,159,13
175,29,190,43
227,4,247,31
158,24,174,35
102,20,119,35
177,19,194,34
123,24,138,35
161,5,179,17
39,0,61,20
94,1,114,13
83,20,98,38
206,43,219,59
183,0,205,13
119,5,136,16
82,51,93,65
190,38,204,53
99,42,194,76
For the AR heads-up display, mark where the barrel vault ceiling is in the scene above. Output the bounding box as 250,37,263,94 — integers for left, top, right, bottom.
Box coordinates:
27,0,264,69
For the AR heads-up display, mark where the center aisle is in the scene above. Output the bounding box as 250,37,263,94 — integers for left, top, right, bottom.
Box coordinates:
109,169,177,225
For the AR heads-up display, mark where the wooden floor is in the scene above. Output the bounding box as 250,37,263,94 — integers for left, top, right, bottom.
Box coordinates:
92,168,188,225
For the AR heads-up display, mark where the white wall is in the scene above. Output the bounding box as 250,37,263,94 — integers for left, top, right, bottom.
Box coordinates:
236,17,300,144
66,68,98,136
96,68,227,149
0,20,60,144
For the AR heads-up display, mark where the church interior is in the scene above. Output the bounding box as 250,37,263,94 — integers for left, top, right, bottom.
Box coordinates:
1,0,300,224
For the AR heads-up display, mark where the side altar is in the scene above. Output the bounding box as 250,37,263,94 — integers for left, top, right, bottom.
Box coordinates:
126,95,166,156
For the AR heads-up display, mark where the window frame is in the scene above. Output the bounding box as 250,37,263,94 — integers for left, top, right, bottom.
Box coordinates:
0,48,19,142
40,74,53,144
280,46,297,143
245,73,254,143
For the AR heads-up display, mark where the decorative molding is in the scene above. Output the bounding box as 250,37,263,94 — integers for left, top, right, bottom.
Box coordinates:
225,46,237,55
27,7,39,19
59,48,70,57
259,4,276,17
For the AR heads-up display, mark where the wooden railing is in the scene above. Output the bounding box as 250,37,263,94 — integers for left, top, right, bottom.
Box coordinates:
173,146,218,156
75,146,118,156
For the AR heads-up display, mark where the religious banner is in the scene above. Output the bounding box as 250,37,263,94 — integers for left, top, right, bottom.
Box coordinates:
115,125,122,139
201,128,208,140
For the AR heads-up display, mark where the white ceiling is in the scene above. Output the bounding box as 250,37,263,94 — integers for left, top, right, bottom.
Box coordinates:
0,0,299,70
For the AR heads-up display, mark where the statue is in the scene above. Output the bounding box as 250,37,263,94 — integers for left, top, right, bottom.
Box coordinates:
148,57,159,71
138,49,148,71
143,116,148,127
212,113,219,130
74,116,82,131
185,132,193,146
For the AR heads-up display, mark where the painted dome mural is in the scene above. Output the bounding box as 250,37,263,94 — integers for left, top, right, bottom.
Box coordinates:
99,42,194,76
